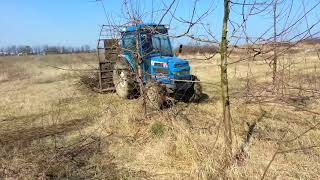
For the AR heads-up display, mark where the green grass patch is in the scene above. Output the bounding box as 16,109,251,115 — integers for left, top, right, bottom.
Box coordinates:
150,122,165,137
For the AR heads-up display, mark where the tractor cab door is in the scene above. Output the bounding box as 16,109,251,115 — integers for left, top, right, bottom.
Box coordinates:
121,32,151,83
141,33,153,82
121,32,136,67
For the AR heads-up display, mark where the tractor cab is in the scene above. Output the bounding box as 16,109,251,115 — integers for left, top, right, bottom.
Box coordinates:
119,24,191,89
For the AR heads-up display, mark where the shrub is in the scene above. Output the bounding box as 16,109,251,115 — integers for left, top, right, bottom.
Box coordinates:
150,122,165,137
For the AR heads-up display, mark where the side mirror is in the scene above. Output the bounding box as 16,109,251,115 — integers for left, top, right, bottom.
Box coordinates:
175,44,183,56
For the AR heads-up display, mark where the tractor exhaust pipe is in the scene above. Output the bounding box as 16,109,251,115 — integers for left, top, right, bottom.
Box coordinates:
175,44,183,56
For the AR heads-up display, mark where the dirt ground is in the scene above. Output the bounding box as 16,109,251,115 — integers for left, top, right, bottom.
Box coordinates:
0,52,320,179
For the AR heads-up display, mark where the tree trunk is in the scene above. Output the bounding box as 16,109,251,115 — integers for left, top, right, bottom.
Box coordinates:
272,0,278,92
220,0,232,167
134,24,147,115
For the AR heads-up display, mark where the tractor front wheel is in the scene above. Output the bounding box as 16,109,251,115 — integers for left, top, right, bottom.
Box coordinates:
189,75,202,102
145,82,163,110
113,60,135,99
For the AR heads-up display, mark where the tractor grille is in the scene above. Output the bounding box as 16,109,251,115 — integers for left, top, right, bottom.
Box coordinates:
154,68,169,74
174,63,188,68
174,70,189,76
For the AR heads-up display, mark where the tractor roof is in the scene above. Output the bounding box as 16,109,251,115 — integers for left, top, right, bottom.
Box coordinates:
122,23,168,32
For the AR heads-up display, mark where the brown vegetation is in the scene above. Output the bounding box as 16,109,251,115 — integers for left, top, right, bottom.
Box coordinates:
174,45,218,55
0,51,319,179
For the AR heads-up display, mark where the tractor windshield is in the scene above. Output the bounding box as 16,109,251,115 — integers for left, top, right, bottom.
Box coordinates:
141,33,173,57
151,34,172,56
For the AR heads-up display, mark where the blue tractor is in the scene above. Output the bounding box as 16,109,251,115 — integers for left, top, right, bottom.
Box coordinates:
97,23,202,108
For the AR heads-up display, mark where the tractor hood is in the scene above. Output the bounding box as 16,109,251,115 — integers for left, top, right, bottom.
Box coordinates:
150,56,191,83
150,56,189,67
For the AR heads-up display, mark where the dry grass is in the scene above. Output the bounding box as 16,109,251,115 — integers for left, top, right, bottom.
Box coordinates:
0,52,320,179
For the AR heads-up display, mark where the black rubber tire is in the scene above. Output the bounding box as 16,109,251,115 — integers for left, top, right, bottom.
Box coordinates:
173,82,193,102
189,75,202,102
113,60,134,99
145,82,163,110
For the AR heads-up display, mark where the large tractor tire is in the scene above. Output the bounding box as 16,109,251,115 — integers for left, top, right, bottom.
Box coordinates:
189,75,202,102
174,75,202,102
113,60,135,99
145,82,163,110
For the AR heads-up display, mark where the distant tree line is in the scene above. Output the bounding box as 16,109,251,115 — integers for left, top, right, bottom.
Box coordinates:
174,44,218,55
301,37,320,45
173,38,320,55
0,45,95,56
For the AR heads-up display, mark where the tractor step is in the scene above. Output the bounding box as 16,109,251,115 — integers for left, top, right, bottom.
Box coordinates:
97,37,119,91
100,70,113,73
101,77,113,80
99,87,116,92
93,87,116,93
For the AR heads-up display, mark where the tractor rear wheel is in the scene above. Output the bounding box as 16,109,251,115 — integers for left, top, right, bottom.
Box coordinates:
145,82,163,110
113,60,135,99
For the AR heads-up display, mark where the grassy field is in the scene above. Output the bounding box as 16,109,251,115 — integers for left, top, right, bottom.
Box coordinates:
0,52,320,179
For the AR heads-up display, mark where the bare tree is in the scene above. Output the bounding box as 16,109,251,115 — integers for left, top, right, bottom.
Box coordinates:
272,0,278,91
220,0,232,167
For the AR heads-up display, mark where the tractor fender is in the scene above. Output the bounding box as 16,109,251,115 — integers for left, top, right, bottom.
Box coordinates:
118,54,135,71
